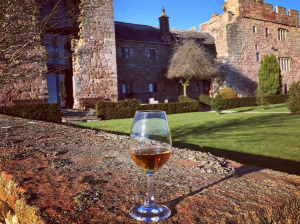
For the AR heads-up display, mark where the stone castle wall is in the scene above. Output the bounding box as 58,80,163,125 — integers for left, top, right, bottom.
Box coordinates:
116,40,206,103
72,0,118,109
200,0,300,96
0,44,48,106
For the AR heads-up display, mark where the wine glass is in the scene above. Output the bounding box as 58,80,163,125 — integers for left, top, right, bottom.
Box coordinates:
129,110,172,222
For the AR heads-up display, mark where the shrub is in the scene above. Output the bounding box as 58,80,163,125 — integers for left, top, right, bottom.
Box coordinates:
219,88,237,99
96,99,140,120
0,103,61,123
96,99,200,120
211,92,226,115
178,95,195,102
199,94,213,106
140,101,199,115
199,94,288,110
286,82,300,115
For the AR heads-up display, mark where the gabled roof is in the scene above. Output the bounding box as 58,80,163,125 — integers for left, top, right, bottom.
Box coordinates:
114,21,215,47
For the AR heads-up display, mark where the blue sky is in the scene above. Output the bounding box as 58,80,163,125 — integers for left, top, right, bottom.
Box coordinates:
114,0,300,31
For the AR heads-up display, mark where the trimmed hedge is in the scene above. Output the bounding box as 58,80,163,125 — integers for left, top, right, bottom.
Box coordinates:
199,94,289,110
96,99,200,120
140,101,199,115
199,94,213,106
178,95,195,102
96,99,140,120
0,103,61,123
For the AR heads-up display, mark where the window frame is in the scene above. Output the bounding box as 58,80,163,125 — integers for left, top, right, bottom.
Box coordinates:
120,46,130,58
265,28,269,37
278,29,287,41
278,57,291,71
147,49,156,60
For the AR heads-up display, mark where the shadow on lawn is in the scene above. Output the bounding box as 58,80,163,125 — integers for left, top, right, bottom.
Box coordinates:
171,113,300,176
69,113,300,176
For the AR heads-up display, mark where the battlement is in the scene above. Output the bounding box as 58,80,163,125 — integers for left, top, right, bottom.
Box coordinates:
224,0,299,27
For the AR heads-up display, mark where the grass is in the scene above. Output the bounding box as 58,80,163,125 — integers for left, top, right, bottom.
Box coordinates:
225,103,289,112
75,105,300,175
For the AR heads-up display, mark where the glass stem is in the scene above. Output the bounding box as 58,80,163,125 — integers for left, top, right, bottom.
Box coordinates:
144,174,156,208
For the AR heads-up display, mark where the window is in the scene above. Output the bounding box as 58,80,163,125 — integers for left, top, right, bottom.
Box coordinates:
122,83,131,93
265,28,269,37
149,82,157,93
256,53,260,61
255,45,258,50
121,47,130,58
147,49,156,59
278,29,286,41
253,26,257,33
122,83,126,93
284,84,288,94
278,58,290,71
196,83,200,92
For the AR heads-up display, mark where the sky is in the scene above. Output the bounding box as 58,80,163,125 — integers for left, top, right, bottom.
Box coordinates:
114,0,300,31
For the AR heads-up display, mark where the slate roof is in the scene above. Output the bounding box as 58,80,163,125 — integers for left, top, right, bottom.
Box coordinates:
114,21,215,47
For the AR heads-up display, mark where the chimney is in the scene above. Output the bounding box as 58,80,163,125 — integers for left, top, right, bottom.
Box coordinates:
159,8,171,43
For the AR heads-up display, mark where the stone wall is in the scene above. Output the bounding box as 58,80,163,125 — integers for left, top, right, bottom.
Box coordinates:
200,0,300,96
116,40,205,103
72,0,118,109
0,46,48,106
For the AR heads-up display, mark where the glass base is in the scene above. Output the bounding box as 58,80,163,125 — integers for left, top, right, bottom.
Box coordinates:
129,203,171,222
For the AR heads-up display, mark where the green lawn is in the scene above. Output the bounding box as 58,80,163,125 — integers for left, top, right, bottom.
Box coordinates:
225,103,289,112
75,107,300,175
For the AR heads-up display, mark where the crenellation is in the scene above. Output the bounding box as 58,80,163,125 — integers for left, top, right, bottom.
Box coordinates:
275,6,287,16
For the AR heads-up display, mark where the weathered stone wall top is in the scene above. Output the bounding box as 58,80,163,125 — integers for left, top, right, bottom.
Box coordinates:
236,0,299,27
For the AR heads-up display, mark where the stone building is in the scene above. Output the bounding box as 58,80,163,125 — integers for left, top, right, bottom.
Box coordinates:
1,0,299,108
200,0,300,95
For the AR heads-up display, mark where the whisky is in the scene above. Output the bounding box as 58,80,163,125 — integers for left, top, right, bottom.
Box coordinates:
131,148,171,174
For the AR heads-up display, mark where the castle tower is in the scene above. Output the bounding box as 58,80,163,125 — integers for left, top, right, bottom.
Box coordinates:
159,8,171,43
72,0,118,109
200,0,300,96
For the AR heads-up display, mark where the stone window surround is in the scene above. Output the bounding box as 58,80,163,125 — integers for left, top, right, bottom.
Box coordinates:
119,45,132,58
278,28,287,41
122,82,132,93
149,82,158,93
278,57,291,71
146,48,157,60
265,28,269,37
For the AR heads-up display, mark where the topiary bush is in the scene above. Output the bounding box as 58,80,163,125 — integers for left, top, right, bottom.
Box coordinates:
0,103,61,123
219,88,237,99
286,82,300,115
211,92,227,115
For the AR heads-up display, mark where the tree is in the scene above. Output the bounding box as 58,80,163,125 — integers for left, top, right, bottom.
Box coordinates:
0,0,80,83
286,81,300,115
211,91,226,115
166,39,218,97
256,54,282,110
